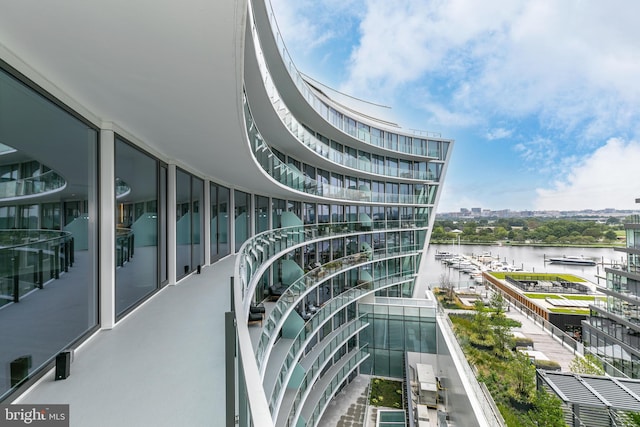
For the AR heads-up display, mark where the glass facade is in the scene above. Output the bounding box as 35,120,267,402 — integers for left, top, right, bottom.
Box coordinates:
582,213,640,378
0,67,98,399
210,182,230,262
0,2,454,425
359,301,437,377
234,190,251,252
176,168,204,280
115,138,166,317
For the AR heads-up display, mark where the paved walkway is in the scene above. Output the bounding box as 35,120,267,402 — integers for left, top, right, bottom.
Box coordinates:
445,297,579,372
506,306,578,371
16,256,234,427
319,374,370,427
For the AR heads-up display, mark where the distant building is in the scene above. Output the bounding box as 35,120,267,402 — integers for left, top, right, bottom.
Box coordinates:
582,200,640,378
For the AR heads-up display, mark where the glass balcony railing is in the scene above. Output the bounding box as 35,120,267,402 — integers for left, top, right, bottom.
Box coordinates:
269,318,368,417
261,270,416,401
256,246,421,367
250,0,451,159
233,224,421,426
290,348,369,427
0,229,74,307
244,94,437,204
247,15,445,181
0,170,66,200
115,177,131,199
237,221,427,314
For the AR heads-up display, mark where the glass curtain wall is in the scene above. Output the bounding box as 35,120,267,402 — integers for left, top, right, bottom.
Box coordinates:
191,176,204,271
235,190,250,252
359,304,437,377
0,67,98,400
210,182,230,263
176,168,204,279
255,195,269,234
114,138,165,318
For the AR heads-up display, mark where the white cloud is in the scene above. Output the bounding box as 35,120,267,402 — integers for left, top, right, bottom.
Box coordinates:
337,0,640,140
486,128,513,140
535,138,640,210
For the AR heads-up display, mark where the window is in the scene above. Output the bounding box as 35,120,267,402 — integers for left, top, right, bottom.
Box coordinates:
115,138,164,317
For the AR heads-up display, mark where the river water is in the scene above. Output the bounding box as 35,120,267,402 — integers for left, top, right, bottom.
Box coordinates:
422,243,622,288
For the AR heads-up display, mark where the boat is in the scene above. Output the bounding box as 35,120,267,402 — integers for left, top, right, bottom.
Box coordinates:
547,255,596,266
434,250,455,260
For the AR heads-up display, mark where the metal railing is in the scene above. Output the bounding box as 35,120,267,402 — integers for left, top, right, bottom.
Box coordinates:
244,95,438,204
0,170,66,200
256,245,421,367
437,311,507,426
486,282,627,377
0,230,74,306
253,0,450,155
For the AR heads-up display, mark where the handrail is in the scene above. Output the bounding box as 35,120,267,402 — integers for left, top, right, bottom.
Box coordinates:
237,221,428,316
0,229,72,249
263,271,416,417
0,230,73,306
232,221,420,426
256,246,421,369
438,311,507,426
254,0,448,150
244,93,439,203
485,281,628,378
247,13,447,176
274,319,368,422
300,348,369,427
0,169,66,200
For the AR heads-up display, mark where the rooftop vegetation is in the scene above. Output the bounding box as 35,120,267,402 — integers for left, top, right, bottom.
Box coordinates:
449,294,566,426
489,272,586,282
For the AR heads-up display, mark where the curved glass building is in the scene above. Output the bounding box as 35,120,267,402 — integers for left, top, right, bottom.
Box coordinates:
0,1,460,426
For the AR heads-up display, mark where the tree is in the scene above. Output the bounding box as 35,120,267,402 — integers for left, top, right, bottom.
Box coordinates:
508,351,537,403
431,226,446,240
494,226,509,240
472,300,493,346
604,230,618,241
583,227,603,240
439,273,455,302
489,292,507,315
606,216,620,225
527,390,566,427
569,354,605,375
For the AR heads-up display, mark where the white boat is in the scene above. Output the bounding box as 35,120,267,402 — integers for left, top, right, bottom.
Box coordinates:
434,250,455,260
547,255,596,266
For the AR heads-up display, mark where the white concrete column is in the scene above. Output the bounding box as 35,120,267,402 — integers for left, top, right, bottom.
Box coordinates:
167,164,177,285
203,179,211,265
99,128,116,329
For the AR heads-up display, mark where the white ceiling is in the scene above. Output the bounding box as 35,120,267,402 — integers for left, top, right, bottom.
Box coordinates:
0,0,295,196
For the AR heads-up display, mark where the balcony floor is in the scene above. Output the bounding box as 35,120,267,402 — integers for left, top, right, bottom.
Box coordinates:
16,255,235,427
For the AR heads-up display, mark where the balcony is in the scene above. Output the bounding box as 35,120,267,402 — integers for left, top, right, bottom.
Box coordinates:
256,247,421,369
0,229,74,307
249,0,450,159
244,96,437,204
0,170,66,201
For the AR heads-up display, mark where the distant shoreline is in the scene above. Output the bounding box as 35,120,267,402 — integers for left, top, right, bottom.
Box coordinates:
430,241,624,249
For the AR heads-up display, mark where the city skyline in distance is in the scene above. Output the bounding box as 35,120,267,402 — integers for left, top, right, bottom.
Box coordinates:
270,0,640,213
436,205,640,218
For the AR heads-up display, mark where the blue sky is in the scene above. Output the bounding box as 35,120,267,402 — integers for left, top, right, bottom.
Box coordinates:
269,0,640,213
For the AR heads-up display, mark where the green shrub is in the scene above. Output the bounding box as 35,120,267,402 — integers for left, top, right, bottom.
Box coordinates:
369,378,402,407
513,337,534,349
534,359,561,371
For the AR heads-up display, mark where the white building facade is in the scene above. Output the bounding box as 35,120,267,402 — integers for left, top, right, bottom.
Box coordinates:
0,1,452,425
